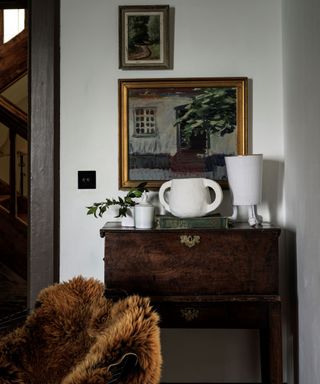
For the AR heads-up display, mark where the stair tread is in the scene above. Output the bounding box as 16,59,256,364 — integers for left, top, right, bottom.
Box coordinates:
0,194,10,202
17,213,28,223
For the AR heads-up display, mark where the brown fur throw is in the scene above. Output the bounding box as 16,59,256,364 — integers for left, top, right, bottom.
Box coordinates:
0,276,162,384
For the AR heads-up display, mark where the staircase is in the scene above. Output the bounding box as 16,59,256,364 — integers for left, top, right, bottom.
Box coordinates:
0,261,27,320
0,29,28,91
0,10,28,306
0,179,28,223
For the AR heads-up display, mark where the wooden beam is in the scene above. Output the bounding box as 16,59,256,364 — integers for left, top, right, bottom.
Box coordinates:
0,29,27,91
0,1,27,9
29,0,60,306
0,96,27,139
0,10,3,44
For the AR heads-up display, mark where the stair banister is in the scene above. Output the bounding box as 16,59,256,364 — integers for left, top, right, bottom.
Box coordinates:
9,129,17,216
0,97,27,218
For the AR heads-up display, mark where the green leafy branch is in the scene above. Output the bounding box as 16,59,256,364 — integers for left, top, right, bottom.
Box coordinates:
86,182,148,218
174,88,237,144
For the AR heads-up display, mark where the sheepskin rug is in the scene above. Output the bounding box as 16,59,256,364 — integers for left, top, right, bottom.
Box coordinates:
0,276,162,384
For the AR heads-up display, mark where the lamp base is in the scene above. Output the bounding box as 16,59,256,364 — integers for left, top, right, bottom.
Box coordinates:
230,205,263,227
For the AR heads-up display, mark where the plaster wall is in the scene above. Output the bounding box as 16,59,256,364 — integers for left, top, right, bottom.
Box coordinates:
60,0,284,381
282,0,320,383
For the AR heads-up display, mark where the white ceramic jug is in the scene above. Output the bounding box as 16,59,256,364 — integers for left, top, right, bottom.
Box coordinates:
134,192,154,229
159,178,223,218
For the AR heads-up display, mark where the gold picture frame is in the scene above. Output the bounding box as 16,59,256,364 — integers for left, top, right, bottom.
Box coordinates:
119,77,248,189
119,5,170,70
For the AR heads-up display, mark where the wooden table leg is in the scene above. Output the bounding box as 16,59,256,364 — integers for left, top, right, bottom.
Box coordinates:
260,327,270,383
260,301,283,384
269,301,283,384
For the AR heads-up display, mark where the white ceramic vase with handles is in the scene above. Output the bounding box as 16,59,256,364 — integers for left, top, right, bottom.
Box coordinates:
159,178,223,218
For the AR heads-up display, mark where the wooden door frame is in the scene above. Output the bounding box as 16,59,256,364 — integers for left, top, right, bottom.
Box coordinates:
28,0,60,306
0,0,60,306
0,1,27,7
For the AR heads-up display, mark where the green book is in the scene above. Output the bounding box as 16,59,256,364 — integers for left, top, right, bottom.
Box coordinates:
154,214,231,229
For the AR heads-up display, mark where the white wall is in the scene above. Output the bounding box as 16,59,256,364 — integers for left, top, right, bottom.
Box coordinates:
283,0,320,383
60,0,284,381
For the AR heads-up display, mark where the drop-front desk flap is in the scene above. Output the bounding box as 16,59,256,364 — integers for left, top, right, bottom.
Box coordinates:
100,222,281,297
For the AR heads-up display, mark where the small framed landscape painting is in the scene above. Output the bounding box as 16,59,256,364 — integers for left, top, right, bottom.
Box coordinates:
119,5,170,70
119,77,248,189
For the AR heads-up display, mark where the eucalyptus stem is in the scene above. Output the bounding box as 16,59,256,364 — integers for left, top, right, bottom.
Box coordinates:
86,182,148,218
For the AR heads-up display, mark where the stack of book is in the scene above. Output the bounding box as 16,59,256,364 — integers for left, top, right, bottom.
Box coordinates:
154,214,231,229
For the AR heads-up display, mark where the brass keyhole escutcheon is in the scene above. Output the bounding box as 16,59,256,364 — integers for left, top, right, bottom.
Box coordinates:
180,235,200,248
180,307,200,321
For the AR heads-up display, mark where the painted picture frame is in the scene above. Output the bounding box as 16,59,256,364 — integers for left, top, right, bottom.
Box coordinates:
119,77,248,189
119,5,170,70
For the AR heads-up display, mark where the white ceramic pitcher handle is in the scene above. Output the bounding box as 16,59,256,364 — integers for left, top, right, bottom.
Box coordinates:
159,180,172,214
203,179,223,214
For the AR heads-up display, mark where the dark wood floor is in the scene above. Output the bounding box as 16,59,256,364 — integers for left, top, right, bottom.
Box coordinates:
0,262,27,332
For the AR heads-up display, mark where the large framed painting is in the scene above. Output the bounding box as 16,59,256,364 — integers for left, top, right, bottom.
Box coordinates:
119,5,170,70
119,77,248,189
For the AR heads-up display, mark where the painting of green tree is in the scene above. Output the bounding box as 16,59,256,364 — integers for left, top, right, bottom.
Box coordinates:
175,88,237,145
127,15,161,60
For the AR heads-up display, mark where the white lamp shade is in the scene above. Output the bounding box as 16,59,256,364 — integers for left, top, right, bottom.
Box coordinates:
225,154,263,205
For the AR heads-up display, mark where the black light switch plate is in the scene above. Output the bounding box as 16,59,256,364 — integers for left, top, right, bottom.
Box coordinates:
78,170,96,189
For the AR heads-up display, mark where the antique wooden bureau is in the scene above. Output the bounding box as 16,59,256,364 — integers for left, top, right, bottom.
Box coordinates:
100,222,282,384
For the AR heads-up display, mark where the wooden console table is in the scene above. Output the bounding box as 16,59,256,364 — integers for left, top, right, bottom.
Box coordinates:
100,222,282,384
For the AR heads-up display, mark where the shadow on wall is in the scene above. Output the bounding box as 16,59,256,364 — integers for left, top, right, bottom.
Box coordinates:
261,159,284,223
263,159,300,383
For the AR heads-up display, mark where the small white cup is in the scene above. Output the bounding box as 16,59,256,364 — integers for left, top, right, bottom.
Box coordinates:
134,205,154,229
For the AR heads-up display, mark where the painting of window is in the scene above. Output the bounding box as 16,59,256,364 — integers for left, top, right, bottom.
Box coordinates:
134,108,157,137
119,78,248,189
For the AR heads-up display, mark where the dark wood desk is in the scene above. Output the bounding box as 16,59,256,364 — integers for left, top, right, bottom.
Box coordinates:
100,222,282,384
